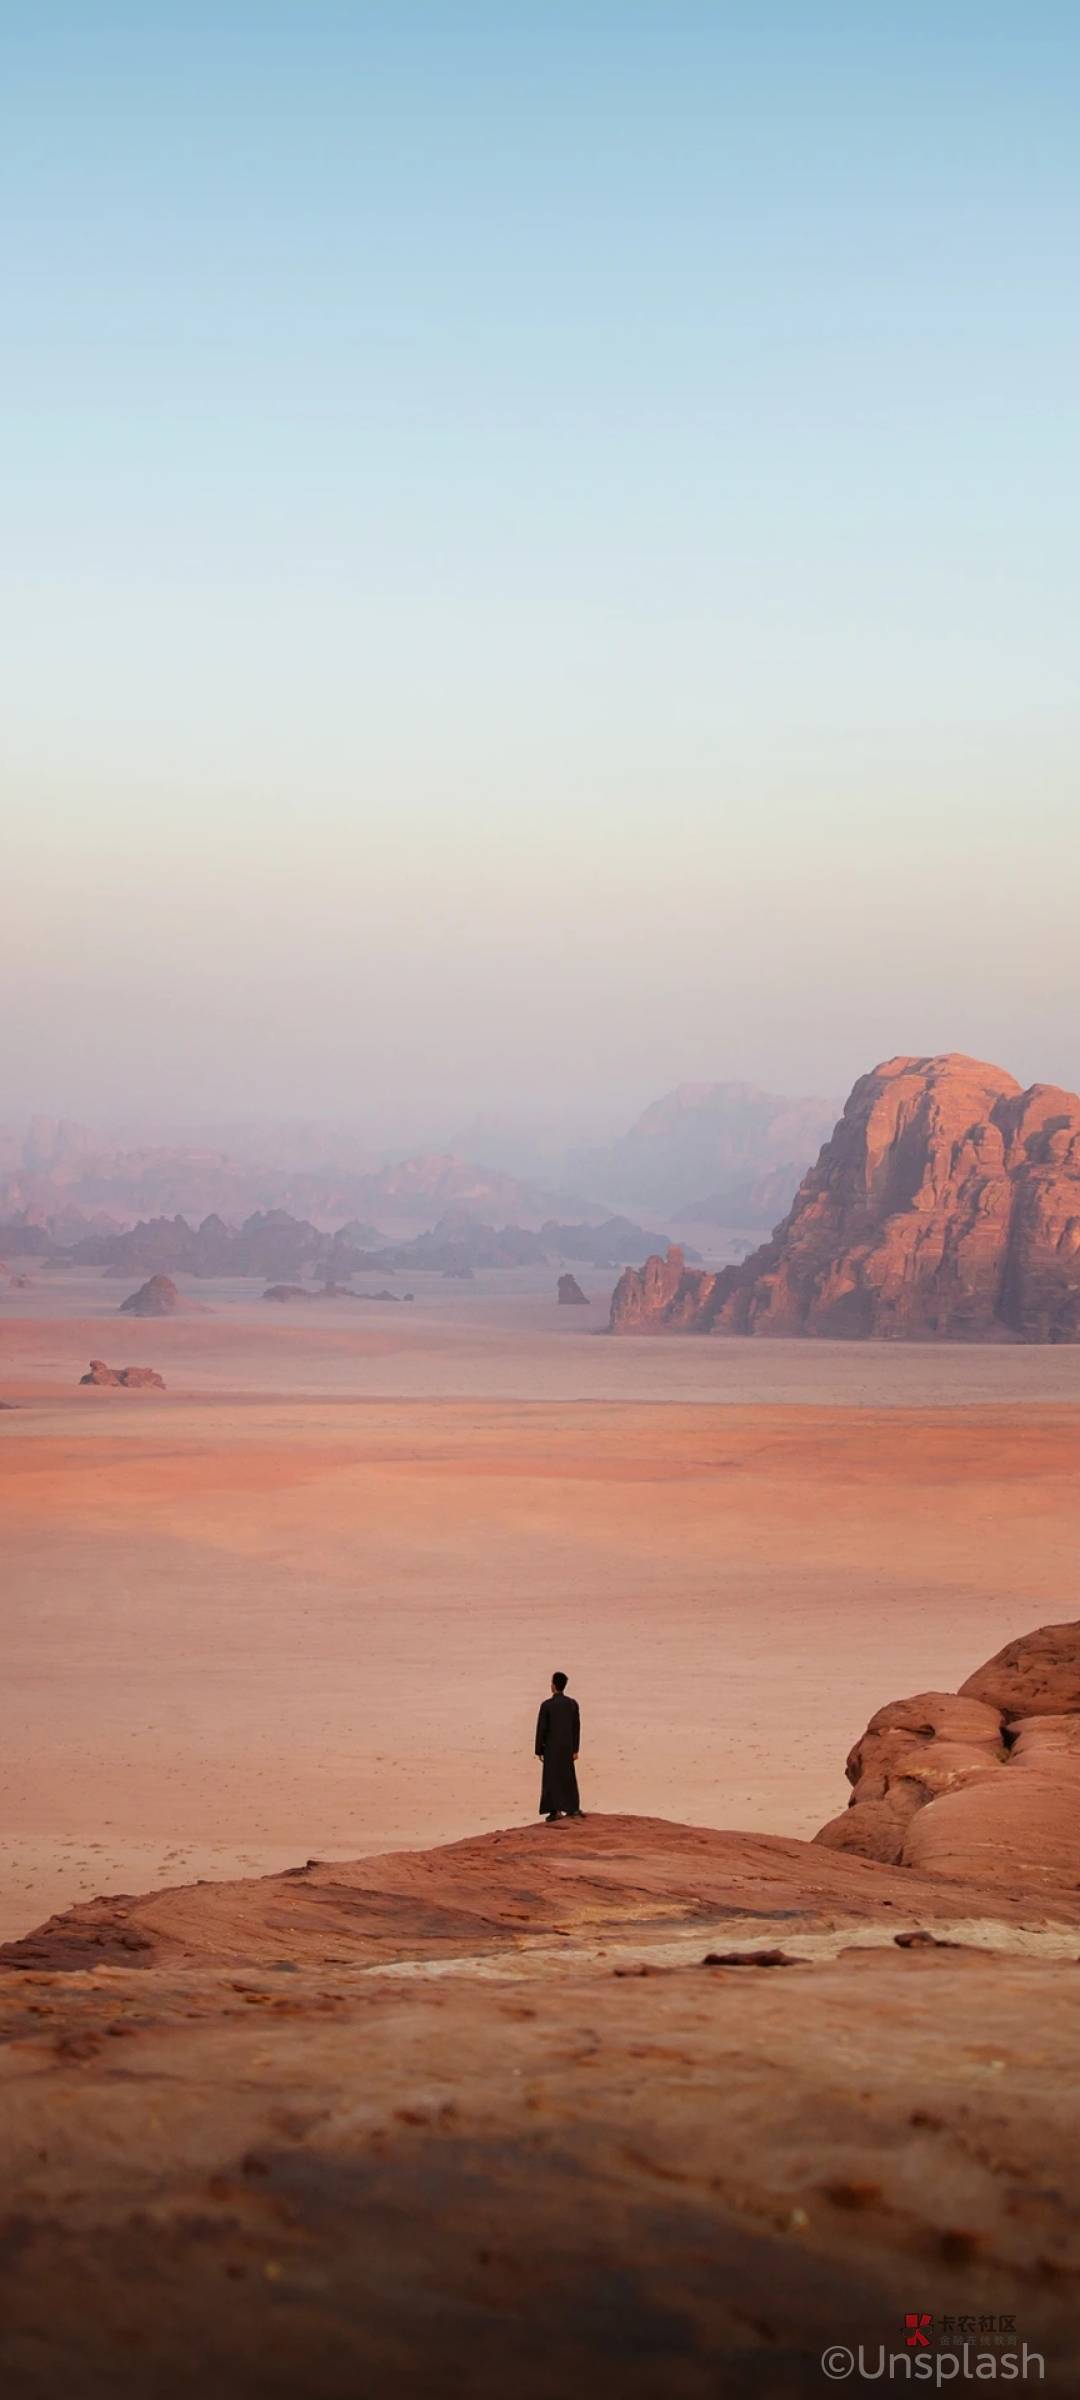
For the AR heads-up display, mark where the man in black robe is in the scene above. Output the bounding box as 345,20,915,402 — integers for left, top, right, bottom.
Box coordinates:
535,1672,582,1822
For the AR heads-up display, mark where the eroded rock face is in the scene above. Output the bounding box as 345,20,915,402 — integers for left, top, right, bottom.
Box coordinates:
815,1618,1080,1891
959,1619,1080,1719
609,1245,736,1331
79,1360,166,1389
118,1273,182,1316
611,1054,1080,1340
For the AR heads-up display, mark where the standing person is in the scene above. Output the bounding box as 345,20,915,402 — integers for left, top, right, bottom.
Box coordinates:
535,1672,582,1823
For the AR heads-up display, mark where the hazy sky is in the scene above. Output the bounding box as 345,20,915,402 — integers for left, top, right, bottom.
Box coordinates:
4,2,1079,1129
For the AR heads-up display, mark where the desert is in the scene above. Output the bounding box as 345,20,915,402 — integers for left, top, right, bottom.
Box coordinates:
4,1250,1080,2388
5,1261,1080,1940
7,9,1080,2382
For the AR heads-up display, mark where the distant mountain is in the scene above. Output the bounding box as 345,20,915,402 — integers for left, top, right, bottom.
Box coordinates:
8,1203,680,1284
74,1211,382,1284
571,1083,838,1216
539,1216,693,1268
339,1154,602,1232
611,1054,1080,1342
0,1121,603,1238
681,1162,810,1233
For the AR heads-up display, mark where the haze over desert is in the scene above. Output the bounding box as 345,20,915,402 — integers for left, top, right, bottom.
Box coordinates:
7,8,1080,2386
5,1264,1080,1944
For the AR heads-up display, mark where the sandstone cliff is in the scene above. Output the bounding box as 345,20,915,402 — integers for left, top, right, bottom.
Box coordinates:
611,1053,1080,1340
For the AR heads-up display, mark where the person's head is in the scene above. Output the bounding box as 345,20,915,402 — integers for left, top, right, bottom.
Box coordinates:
551,1671,568,1694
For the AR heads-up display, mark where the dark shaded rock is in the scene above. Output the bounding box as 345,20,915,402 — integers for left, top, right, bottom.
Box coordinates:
557,1274,589,1306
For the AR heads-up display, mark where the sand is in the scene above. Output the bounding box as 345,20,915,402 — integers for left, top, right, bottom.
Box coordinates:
3,1266,1080,1941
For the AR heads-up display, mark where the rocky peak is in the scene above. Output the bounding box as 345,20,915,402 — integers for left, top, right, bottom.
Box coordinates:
611,1054,1080,1341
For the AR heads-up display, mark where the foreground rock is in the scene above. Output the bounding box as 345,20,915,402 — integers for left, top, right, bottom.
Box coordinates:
12,1810,1075,1978
816,1618,1080,1891
78,1360,166,1390
611,1052,1080,1340
2,1814,1079,2397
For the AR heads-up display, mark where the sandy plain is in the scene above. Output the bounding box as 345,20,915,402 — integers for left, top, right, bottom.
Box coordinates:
3,1264,1080,1943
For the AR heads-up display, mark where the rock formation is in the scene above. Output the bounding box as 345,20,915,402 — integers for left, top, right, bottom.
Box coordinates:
79,1360,166,1389
4,1810,1080,2395
557,1273,589,1305
815,1617,1080,1891
8,1612,1080,2394
610,1245,733,1332
118,1273,183,1317
611,1054,1080,1341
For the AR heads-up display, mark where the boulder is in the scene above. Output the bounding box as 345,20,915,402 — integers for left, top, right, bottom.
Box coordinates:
959,1619,1080,1720
79,1360,166,1390
815,1617,1080,1890
557,1274,590,1306
118,1274,182,1317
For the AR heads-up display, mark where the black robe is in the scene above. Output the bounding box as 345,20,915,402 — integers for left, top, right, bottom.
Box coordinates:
535,1692,580,1815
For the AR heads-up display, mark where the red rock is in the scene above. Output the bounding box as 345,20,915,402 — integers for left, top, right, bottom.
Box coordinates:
118,1273,183,1317
611,1054,1080,1341
816,1618,1080,1890
609,1245,734,1331
79,1360,166,1389
959,1619,1080,1719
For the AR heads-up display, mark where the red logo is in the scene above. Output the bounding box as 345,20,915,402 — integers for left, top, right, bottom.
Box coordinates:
905,2314,934,2349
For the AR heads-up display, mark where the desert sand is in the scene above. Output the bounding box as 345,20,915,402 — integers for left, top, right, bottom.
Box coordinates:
3,1269,1080,1942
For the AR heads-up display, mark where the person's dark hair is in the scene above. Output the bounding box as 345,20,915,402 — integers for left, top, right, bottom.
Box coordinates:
552,1671,568,1691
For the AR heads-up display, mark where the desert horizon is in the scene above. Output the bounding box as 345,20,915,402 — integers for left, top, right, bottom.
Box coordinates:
5,1252,1080,1947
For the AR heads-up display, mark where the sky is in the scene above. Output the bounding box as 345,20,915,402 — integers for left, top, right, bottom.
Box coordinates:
3,2,1079,1131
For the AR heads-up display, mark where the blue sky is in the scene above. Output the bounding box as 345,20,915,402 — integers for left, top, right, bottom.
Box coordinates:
3,3,1078,1123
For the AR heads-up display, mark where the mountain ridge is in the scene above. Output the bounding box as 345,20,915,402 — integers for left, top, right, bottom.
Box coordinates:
610,1052,1080,1341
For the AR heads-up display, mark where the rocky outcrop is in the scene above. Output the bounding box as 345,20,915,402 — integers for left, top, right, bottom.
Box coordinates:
118,1273,183,1316
79,1360,166,1389
610,1245,736,1331
557,1273,589,1305
611,1054,1080,1340
4,1815,1080,2398
959,1619,1080,1718
815,1617,1080,1891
